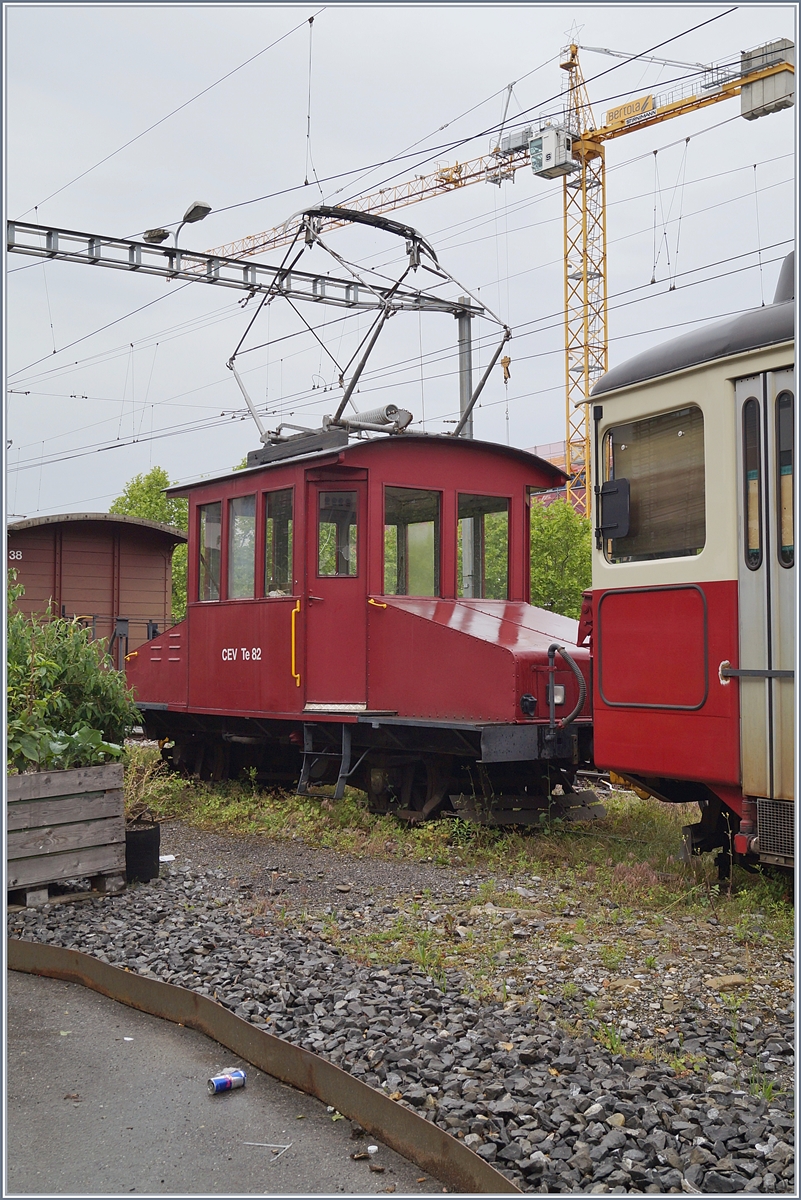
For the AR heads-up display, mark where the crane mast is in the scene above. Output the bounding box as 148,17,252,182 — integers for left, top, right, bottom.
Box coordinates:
560,44,607,516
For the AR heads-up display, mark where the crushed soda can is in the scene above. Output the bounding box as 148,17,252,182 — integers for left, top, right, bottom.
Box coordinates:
208,1068,247,1094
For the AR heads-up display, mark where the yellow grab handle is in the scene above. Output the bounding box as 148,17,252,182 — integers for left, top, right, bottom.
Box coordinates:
291,599,301,687
368,598,388,609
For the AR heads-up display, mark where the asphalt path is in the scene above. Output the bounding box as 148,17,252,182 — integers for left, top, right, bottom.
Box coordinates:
6,970,445,1196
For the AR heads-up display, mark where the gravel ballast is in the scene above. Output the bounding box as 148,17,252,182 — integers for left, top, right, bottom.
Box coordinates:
7,830,795,1195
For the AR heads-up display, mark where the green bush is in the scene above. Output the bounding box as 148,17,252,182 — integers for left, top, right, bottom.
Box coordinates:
7,572,141,773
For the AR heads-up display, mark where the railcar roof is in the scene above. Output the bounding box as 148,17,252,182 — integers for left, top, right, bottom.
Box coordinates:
7,512,188,542
165,432,567,497
592,251,795,397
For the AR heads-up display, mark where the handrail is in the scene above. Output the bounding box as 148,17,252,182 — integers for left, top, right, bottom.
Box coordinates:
291,599,301,687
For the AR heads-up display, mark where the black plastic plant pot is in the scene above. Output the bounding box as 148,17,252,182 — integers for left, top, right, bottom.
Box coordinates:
125,818,161,883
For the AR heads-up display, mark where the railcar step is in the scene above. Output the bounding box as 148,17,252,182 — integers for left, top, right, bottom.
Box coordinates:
296,723,368,801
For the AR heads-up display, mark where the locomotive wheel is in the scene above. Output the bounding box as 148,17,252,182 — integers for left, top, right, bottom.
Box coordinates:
206,739,230,782
366,755,454,820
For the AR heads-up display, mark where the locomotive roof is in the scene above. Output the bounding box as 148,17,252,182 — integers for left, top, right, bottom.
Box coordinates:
7,512,188,542
165,432,568,496
592,251,795,397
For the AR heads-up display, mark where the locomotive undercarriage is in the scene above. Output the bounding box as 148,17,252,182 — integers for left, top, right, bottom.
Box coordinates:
141,709,597,826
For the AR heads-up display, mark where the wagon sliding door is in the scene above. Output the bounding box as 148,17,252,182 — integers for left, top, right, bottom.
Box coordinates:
304,482,368,707
735,370,795,850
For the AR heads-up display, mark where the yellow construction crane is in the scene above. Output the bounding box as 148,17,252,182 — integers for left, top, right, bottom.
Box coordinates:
206,38,794,513
552,37,794,512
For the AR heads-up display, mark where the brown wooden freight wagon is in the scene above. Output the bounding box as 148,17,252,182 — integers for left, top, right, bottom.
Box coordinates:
7,513,187,661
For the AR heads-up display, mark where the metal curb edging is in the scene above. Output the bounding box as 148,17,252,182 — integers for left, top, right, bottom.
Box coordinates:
8,938,520,1194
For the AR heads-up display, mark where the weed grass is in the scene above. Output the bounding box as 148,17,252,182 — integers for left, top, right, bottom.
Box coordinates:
125,745,794,942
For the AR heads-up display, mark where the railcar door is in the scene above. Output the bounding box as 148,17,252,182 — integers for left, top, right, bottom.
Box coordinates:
303,481,368,707
735,369,795,817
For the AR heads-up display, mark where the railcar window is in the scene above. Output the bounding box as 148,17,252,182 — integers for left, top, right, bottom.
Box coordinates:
318,491,358,577
603,406,705,562
457,495,509,599
742,398,763,570
384,487,440,596
228,495,256,599
265,488,294,594
198,502,222,601
776,391,794,568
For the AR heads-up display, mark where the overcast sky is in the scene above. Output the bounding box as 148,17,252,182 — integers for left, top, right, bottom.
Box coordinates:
4,2,796,520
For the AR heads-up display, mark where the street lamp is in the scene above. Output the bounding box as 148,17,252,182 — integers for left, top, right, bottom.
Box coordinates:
144,200,212,247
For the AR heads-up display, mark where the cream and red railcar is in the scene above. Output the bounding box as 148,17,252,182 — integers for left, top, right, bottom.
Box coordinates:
126,434,594,821
590,252,795,872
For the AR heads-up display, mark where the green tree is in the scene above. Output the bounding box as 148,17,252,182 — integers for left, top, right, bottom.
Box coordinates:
529,498,591,619
109,466,188,622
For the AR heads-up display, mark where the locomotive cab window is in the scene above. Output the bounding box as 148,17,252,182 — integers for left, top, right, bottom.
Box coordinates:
318,490,358,577
384,487,440,596
457,494,509,599
228,495,256,598
198,502,222,601
603,405,705,562
265,488,294,594
776,390,794,567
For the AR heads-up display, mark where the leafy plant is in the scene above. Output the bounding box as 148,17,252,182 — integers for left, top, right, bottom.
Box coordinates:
7,572,140,773
124,744,187,817
599,943,627,972
597,1023,624,1054
749,1065,777,1101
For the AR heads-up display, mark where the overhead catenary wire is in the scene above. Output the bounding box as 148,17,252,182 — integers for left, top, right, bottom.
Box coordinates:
304,16,324,197
321,8,739,212
83,7,737,237
17,288,776,489
9,9,791,489
8,159,792,402
9,244,790,474
8,180,792,429
13,9,327,220
650,138,691,289
752,163,766,307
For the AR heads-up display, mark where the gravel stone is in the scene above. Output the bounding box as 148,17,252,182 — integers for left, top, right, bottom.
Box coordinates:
7,822,794,1195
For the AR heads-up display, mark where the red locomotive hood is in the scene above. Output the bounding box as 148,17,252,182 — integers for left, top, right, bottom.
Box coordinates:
375,596,586,658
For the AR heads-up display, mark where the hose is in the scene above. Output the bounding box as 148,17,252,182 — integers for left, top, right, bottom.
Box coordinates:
547,643,587,729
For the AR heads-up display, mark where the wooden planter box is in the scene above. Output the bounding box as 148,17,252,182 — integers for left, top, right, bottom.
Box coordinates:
7,763,125,906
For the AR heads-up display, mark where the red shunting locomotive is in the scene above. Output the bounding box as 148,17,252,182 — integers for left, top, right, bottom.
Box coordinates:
126,432,595,823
